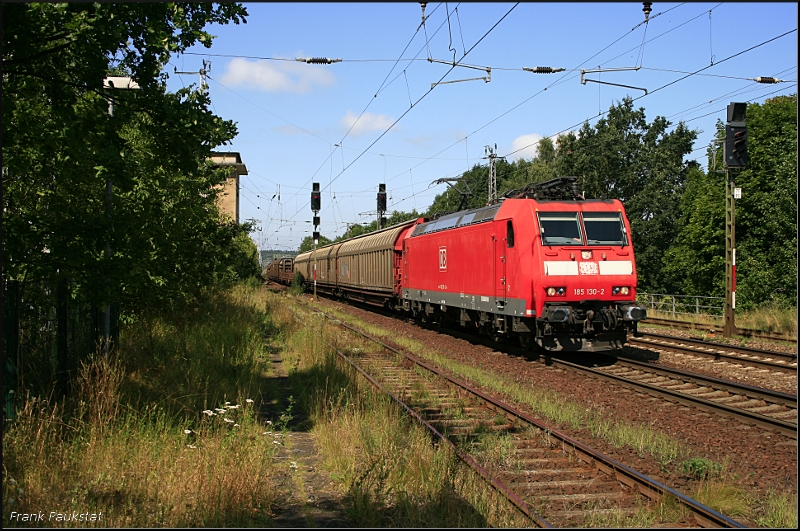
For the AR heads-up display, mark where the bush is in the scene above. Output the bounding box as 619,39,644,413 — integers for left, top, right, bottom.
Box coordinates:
290,271,306,295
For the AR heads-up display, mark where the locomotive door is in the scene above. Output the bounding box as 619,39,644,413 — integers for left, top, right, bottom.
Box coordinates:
494,234,507,307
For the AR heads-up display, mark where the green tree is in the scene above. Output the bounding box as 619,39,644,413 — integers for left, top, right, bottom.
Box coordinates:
554,97,699,293
2,2,250,310
725,95,796,307
663,164,726,297
665,94,797,308
298,235,332,254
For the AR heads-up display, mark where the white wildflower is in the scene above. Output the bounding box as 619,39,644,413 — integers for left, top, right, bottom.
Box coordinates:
215,408,226,414
233,423,240,427
226,404,240,410
184,429,192,435
266,420,273,425
289,462,298,469
245,398,254,404
225,401,231,405
202,410,215,416
186,444,197,449
223,418,234,424
273,440,282,445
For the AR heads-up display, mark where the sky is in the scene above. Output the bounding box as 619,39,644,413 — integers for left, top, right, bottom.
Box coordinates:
164,2,798,253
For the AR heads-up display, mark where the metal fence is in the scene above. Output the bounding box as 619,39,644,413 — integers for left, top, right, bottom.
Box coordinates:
636,292,725,318
3,279,118,418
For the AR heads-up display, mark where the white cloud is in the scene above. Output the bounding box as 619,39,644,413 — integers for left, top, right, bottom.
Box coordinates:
510,134,543,161
219,58,334,93
340,111,395,137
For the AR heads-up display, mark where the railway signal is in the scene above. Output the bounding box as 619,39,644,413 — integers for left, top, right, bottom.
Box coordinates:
724,102,748,168
377,183,387,229
311,183,320,300
311,182,321,211
723,102,746,338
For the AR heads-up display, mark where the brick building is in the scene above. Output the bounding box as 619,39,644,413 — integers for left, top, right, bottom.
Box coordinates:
209,151,248,223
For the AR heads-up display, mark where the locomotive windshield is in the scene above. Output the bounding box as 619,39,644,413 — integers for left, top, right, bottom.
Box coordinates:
583,212,626,245
538,212,583,245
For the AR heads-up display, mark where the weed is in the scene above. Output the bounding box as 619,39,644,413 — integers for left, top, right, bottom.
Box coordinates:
754,489,798,528
693,481,749,518
680,457,722,480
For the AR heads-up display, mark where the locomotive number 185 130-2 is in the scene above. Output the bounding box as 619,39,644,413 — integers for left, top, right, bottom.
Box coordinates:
574,288,605,296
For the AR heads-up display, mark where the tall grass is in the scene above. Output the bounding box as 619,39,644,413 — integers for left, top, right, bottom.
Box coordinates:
645,302,797,338
3,283,283,527
269,297,533,528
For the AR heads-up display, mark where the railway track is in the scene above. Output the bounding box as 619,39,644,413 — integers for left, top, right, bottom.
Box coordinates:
641,317,797,343
566,357,797,439
293,303,746,528
630,332,798,374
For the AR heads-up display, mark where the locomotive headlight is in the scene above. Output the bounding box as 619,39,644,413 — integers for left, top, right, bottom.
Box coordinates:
547,287,556,296
546,287,566,296
612,286,630,295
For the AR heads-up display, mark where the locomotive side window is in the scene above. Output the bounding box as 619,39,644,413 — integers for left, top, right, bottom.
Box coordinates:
506,220,515,248
436,217,459,230
582,212,626,245
458,212,476,226
538,212,583,245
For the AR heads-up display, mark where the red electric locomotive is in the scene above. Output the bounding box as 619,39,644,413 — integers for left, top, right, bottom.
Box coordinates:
296,177,646,352
401,177,646,351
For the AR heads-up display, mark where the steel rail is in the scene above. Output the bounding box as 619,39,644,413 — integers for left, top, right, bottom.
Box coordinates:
632,332,797,372
290,309,553,528
628,336,797,373
616,358,797,408
559,357,797,439
310,307,747,528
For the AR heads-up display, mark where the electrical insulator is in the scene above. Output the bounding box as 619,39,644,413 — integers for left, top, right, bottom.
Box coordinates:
296,57,342,64
642,2,652,21
749,77,782,84
528,66,562,74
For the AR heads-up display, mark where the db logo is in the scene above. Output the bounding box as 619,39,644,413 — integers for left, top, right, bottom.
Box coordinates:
439,247,447,271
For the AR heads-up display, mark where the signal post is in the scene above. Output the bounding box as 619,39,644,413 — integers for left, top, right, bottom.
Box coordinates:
723,103,747,338
311,183,321,301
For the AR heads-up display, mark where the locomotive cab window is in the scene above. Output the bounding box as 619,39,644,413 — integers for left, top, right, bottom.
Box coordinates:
506,220,515,248
582,212,626,245
538,212,583,245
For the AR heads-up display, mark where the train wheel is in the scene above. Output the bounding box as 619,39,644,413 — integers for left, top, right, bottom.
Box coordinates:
517,333,533,349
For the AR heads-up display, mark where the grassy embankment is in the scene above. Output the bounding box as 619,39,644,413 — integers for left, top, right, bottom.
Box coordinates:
3,282,282,527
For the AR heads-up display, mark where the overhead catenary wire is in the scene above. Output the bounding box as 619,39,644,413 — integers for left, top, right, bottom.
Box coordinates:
280,3,520,227
242,4,792,246
502,28,798,160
